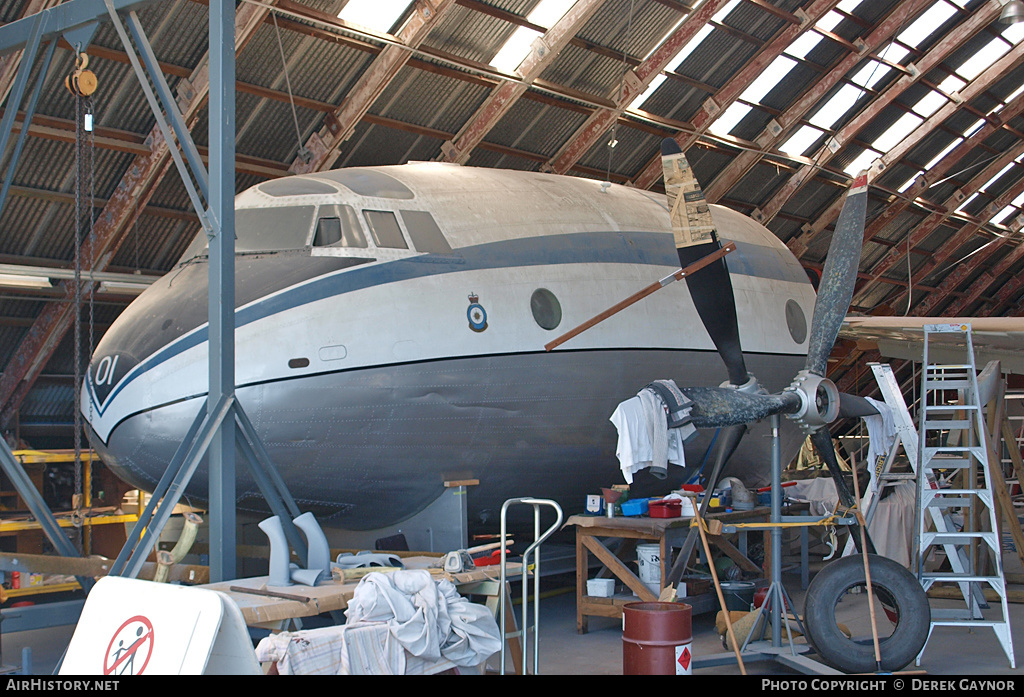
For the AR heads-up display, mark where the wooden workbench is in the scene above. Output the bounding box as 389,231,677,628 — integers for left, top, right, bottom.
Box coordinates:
568,508,769,634
200,557,520,629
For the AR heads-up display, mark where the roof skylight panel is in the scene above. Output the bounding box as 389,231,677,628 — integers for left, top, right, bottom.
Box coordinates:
895,1,957,50
780,124,826,156
873,113,923,156
338,0,413,33
809,84,866,130
955,37,1011,81
631,0,742,111
488,0,577,74
845,147,880,175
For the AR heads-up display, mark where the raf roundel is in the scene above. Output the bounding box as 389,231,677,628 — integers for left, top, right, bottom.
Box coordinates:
467,293,488,332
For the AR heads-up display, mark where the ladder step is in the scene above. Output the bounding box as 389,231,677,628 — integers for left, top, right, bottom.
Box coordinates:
878,473,916,481
929,621,1008,628
922,574,1003,583
922,532,998,547
923,457,972,469
923,404,979,412
924,381,972,391
923,420,972,431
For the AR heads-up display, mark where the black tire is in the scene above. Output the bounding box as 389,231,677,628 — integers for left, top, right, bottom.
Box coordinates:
803,554,930,674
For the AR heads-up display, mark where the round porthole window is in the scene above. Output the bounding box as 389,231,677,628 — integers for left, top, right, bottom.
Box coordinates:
531,288,562,331
785,299,807,344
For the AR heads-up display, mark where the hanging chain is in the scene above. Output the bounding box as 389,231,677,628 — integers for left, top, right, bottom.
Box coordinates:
73,93,85,550
86,94,96,554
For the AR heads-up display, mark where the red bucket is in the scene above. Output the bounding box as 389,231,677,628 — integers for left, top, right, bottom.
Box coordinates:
622,602,693,675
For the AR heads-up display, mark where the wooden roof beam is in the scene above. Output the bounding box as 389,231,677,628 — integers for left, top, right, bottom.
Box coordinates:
287,0,458,174
755,0,1000,226
629,0,843,190
544,0,735,176
851,137,1024,305
908,181,1024,317
832,89,1024,260
703,4,912,203
439,0,605,164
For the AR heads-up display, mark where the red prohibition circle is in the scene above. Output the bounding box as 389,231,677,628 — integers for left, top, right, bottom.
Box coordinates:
103,615,154,676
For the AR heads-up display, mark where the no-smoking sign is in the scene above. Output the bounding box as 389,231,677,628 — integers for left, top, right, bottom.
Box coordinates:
104,615,154,676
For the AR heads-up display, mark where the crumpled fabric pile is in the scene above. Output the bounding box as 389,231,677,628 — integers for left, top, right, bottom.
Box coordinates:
344,569,502,667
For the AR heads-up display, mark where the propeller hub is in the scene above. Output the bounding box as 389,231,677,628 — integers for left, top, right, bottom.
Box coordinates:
784,370,840,434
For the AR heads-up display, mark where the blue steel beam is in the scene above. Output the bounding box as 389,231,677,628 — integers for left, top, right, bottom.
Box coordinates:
208,0,237,584
0,0,152,55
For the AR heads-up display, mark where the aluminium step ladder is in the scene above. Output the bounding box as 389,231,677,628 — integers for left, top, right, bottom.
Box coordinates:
914,323,1014,668
849,362,977,590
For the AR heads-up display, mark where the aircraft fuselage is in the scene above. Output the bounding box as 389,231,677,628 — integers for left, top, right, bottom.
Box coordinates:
83,163,816,530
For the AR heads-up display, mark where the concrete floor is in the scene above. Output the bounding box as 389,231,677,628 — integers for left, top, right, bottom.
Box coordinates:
526,579,1024,676
4,566,1024,675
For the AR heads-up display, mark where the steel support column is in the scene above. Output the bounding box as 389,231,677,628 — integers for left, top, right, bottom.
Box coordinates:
208,0,236,583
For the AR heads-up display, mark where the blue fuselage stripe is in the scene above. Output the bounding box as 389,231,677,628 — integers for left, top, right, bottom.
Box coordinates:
92,230,808,412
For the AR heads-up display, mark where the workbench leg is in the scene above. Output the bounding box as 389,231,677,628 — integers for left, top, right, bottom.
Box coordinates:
577,528,588,635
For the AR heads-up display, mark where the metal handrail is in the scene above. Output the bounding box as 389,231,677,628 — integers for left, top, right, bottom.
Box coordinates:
498,497,563,675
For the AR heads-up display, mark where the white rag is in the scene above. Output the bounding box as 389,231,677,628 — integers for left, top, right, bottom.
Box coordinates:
343,570,501,667
609,394,688,484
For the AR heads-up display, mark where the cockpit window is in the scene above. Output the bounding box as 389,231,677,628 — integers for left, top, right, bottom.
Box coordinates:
236,206,316,252
313,205,367,248
314,170,415,199
258,178,337,197
176,205,316,263
363,210,408,249
400,210,452,254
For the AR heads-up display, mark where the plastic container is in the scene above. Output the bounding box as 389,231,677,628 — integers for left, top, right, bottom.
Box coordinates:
622,602,693,675
620,498,649,517
587,578,615,597
637,543,661,596
649,499,682,518
720,580,756,611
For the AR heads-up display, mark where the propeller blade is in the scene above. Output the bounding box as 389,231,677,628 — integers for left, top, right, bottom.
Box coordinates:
662,139,747,386
809,427,875,555
838,392,880,419
680,386,800,428
804,173,868,377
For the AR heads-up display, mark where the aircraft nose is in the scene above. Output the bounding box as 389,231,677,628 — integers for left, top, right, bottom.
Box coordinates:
87,261,214,414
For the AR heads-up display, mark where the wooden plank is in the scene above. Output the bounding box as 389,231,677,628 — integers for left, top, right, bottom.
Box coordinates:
708,534,762,575
987,404,1024,572
582,535,657,601
0,551,208,584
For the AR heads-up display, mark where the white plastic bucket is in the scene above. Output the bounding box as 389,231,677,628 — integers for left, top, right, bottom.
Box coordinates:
636,543,661,596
